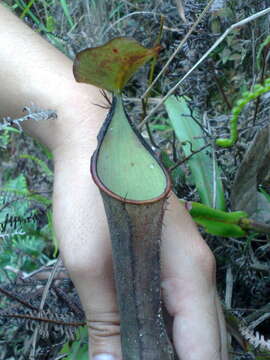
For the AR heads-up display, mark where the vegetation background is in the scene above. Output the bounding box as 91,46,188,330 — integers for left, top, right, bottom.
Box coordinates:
0,0,270,359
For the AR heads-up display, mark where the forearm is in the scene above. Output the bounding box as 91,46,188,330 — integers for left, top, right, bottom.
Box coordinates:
0,4,108,158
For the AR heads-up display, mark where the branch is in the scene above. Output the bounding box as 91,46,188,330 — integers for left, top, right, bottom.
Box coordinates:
139,7,270,129
0,105,57,132
141,0,215,99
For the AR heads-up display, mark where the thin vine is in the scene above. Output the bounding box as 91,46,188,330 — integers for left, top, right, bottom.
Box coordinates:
216,78,270,147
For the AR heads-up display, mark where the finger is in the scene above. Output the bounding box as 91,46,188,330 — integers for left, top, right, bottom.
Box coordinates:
161,193,228,360
53,158,121,360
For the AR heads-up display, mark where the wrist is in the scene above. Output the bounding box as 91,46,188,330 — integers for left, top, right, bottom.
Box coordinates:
0,4,110,154
21,88,110,157
51,91,109,155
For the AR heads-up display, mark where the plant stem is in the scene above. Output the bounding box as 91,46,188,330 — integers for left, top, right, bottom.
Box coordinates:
101,192,175,360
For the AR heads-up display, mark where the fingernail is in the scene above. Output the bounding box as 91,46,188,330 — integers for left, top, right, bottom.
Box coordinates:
93,354,116,360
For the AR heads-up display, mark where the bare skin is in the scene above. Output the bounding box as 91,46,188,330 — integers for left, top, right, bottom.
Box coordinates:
0,4,229,360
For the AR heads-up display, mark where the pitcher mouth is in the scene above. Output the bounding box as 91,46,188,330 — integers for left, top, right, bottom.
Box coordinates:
91,149,171,205
90,95,171,204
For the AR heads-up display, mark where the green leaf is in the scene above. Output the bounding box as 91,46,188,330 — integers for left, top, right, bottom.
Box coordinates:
0,188,51,207
60,326,88,360
165,95,226,210
19,154,53,177
2,126,20,133
3,174,29,193
0,175,30,228
26,193,52,206
47,209,58,257
182,200,247,237
60,0,74,29
19,0,36,19
259,186,270,203
45,16,56,33
149,124,171,132
73,37,161,92
256,34,270,69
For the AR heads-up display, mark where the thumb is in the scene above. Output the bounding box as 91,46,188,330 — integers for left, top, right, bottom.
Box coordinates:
67,258,122,360
87,310,121,360
66,254,122,360
53,163,122,359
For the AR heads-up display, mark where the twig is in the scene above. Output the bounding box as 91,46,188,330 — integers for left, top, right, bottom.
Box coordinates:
3,259,67,281
145,121,160,149
52,286,85,319
205,112,218,209
249,313,270,330
141,0,215,100
169,143,210,172
213,69,232,110
172,131,178,162
174,0,186,22
102,11,160,37
0,286,39,312
0,105,57,132
211,143,217,208
141,16,164,146
225,265,233,310
29,257,62,360
246,303,270,323
139,7,270,129
1,311,85,327
225,265,233,346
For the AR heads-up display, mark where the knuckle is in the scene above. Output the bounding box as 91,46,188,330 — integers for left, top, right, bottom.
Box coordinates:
88,320,120,340
87,312,120,344
86,313,121,357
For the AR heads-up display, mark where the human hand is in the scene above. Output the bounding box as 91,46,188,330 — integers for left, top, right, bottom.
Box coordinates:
52,151,228,359
0,5,228,359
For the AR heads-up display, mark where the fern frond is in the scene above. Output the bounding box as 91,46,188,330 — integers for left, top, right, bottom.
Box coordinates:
19,154,53,178
239,324,270,351
0,105,57,132
0,188,51,207
0,309,85,340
